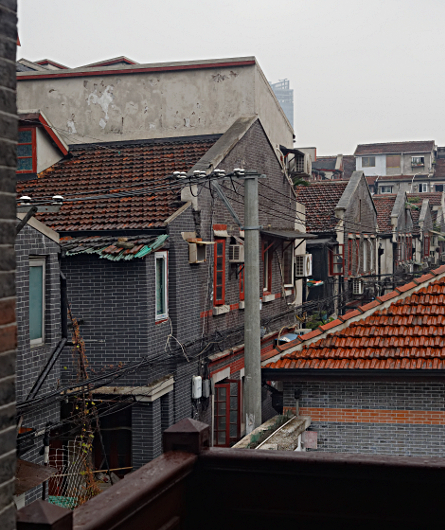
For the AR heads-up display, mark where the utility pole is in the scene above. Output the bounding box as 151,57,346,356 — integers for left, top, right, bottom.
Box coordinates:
242,171,263,434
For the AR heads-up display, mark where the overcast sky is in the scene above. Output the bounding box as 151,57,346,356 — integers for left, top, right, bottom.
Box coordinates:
17,0,445,155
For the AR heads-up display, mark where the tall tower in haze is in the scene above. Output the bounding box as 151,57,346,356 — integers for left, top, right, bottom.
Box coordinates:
270,79,294,129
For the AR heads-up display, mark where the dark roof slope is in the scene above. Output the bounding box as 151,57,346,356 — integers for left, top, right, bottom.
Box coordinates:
435,159,445,178
373,194,397,233
407,192,442,207
355,141,435,156
342,155,356,179
294,181,347,233
264,265,445,370
17,137,217,232
312,156,336,171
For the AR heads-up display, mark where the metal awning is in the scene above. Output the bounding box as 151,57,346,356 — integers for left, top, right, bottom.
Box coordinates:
16,459,57,496
260,229,316,241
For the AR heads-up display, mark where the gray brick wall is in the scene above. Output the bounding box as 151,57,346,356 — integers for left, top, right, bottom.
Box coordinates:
0,0,17,526
283,380,445,457
15,224,61,503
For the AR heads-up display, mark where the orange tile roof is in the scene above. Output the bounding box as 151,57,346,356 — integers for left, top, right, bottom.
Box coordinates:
264,265,445,370
16,137,217,232
373,194,397,233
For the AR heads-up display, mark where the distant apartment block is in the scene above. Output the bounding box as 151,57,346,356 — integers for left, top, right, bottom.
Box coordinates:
270,79,294,129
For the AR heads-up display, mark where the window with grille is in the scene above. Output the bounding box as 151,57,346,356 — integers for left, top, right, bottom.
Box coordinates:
412,156,425,167
17,128,36,173
328,244,344,276
282,243,294,285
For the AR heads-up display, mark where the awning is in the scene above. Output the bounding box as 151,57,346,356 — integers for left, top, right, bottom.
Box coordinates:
16,459,58,496
306,237,336,248
260,229,316,241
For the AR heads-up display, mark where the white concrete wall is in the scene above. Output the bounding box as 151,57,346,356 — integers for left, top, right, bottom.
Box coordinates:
17,59,294,150
356,154,386,176
35,127,64,173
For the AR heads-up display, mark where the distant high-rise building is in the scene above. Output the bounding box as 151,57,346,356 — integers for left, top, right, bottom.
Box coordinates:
270,79,294,129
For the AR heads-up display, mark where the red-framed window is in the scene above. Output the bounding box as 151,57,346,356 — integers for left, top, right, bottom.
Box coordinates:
214,380,241,447
214,239,226,305
328,244,344,276
407,236,413,260
262,240,273,293
17,127,37,173
239,266,245,301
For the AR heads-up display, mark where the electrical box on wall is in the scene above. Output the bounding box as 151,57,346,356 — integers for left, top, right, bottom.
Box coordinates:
191,375,202,399
202,379,210,398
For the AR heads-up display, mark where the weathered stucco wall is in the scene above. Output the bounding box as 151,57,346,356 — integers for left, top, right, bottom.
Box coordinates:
17,59,293,149
35,127,63,173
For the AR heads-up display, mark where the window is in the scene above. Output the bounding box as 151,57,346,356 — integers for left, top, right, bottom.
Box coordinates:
435,185,443,192
29,258,45,345
386,154,400,168
282,243,294,286
362,156,375,168
419,183,429,193
363,239,368,272
155,251,168,320
412,156,425,167
239,266,245,301
214,380,241,447
328,244,344,276
262,241,273,293
380,186,393,194
214,239,226,305
17,128,36,173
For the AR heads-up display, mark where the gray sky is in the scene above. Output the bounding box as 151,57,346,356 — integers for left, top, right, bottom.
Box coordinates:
17,0,445,155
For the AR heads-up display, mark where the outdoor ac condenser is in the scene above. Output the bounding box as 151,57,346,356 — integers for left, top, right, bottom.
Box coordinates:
295,254,312,277
229,244,244,263
352,278,364,295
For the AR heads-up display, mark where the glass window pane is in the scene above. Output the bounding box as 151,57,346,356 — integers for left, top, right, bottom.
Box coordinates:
230,396,237,410
156,257,165,316
217,402,226,415
217,387,226,399
218,417,226,429
17,144,33,157
29,265,43,341
218,432,226,444
216,271,222,284
216,257,223,270
216,242,223,255
216,286,222,300
230,424,237,438
230,410,238,423
18,158,33,171
18,130,32,143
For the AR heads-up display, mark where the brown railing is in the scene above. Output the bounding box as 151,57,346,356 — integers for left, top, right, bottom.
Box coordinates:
18,418,445,529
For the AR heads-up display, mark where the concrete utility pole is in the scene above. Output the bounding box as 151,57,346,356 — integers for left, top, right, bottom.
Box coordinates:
242,171,263,433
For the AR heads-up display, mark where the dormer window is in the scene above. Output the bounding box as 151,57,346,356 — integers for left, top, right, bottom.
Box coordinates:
412,156,425,167
17,128,36,173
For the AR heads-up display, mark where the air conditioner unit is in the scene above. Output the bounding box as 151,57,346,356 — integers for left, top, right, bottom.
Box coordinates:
407,263,414,273
352,278,364,295
295,254,312,277
229,244,244,263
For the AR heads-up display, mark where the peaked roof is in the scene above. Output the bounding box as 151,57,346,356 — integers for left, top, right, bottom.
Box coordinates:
294,181,348,233
355,141,435,156
312,156,336,171
373,194,397,233
16,136,218,232
263,265,445,371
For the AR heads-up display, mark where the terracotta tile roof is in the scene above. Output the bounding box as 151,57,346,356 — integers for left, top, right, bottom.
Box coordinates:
342,155,356,179
16,137,218,232
294,181,348,233
355,141,435,156
264,265,445,370
373,194,397,233
407,192,442,207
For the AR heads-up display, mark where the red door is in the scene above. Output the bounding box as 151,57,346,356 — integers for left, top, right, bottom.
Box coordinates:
214,380,241,447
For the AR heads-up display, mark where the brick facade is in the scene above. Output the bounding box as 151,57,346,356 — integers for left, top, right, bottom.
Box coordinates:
0,0,17,526
283,380,445,456
15,223,61,503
